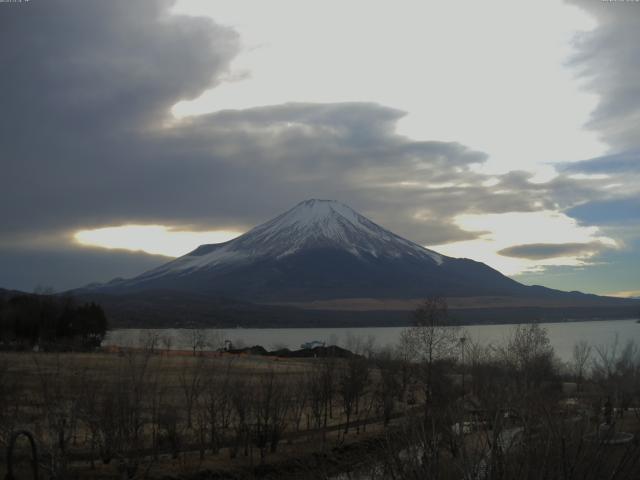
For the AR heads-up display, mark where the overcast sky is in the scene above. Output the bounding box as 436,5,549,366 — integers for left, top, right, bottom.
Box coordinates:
0,0,638,296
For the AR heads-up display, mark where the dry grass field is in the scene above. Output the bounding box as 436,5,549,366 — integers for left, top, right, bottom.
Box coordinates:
0,349,411,479
4,323,640,479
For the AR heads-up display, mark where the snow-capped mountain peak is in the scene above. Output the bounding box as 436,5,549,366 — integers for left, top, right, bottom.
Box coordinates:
242,199,387,245
239,199,442,260
133,199,443,282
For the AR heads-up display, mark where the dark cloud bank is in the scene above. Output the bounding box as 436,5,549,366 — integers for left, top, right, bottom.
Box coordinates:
0,0,636,290
498,242,606,261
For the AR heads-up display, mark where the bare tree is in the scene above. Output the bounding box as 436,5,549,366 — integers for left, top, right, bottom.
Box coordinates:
180,328,209,356
161,334,173,354
32,354,82,478
288,373,309,434
394,333,415,403
201,359,234,455
572,339,592,391
139,330,160,354
339,355,369,433
592,334,620,382
178,357,205,429
593,336,640,416
500,322,555,393
101,350,157,478
157,405,182,460
373,350,400,426
403,297,459,419
206,328,224,352
308,366,325,431
229,375,250,459
308,358,336,446
345,331,376,358
250,369,291,461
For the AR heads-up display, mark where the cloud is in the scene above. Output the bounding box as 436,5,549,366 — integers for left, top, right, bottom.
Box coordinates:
555,3,640,238
567,197,640,226
74,225,241,257
0,0,632,290
0,0,560,250
568,1,640,152
562,151,640,175
172,0,604,172
0,246,166,293
497,242,607,260
0,0,240,237
563,1,640,186
432,210,616,275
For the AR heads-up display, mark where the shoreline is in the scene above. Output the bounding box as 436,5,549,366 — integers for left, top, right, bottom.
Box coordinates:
106,315,638,330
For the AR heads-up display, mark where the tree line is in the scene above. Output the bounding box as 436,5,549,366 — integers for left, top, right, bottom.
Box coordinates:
0,292,108,350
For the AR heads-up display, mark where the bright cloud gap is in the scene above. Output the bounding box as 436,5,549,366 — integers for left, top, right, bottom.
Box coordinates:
74,225,242,258
431,210,618,276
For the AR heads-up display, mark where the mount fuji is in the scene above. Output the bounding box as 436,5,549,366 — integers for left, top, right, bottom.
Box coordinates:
83,199,637,326
96,200,568,300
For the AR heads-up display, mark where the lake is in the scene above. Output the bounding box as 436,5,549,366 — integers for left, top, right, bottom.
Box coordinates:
103,318,640,362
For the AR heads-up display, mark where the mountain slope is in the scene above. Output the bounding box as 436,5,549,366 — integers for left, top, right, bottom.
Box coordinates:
130,199,443,280
94,199,577,302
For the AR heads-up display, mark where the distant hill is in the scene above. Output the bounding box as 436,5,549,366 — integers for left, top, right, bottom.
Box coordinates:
76,289,638,328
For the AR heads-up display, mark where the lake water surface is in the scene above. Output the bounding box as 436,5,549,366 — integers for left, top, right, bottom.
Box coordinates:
104,319,639,362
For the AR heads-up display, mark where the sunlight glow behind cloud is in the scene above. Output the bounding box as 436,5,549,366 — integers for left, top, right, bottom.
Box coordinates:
430,211,617,275
74,225,241,257
607,289,640,299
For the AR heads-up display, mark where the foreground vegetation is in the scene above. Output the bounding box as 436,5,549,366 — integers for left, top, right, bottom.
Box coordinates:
2,298,640,479
0,291,108,351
